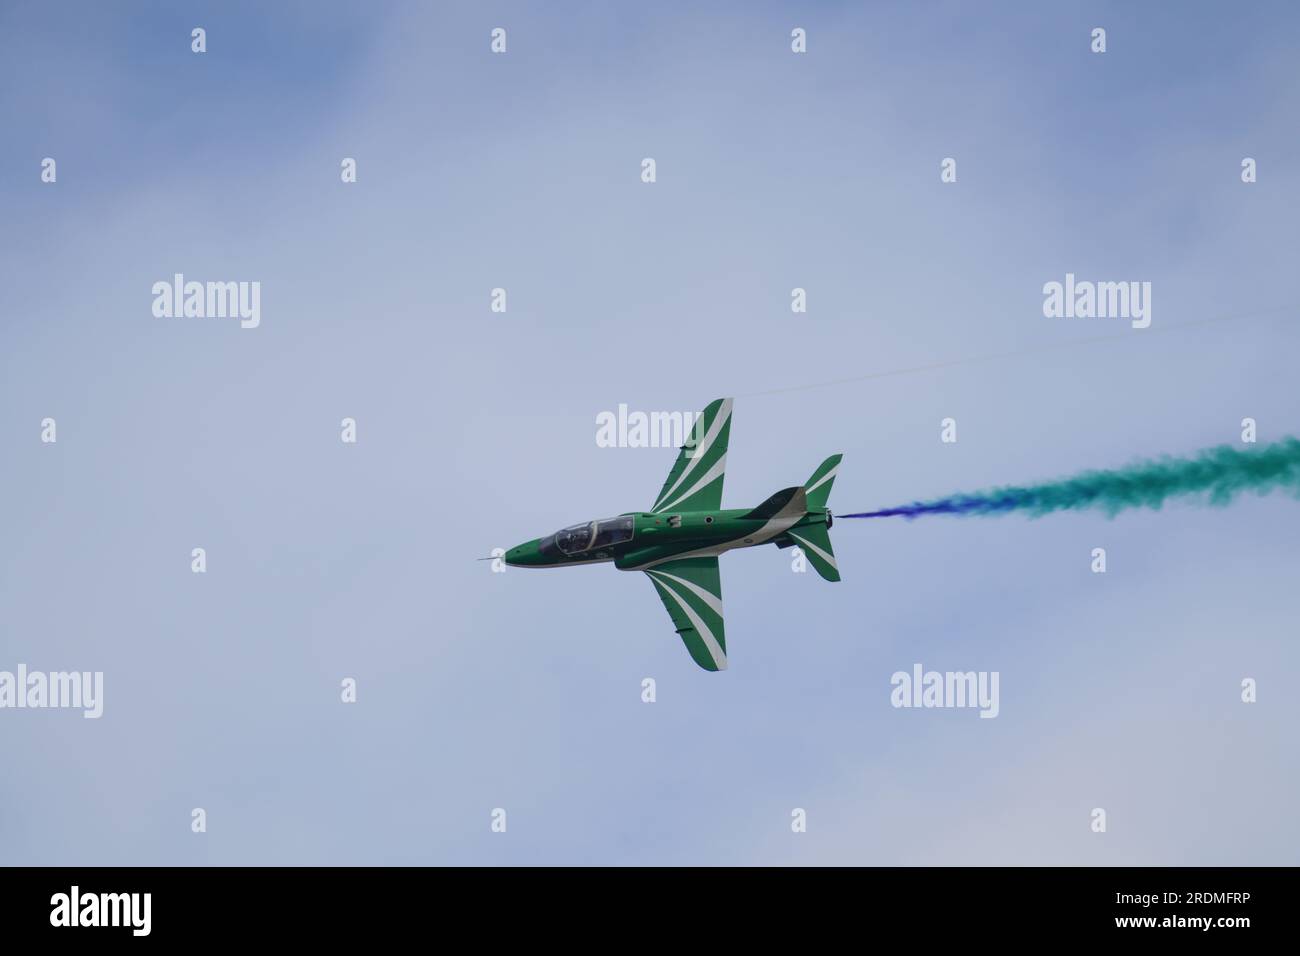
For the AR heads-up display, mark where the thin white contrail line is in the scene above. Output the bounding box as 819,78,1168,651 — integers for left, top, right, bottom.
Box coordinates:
734,305,1296,399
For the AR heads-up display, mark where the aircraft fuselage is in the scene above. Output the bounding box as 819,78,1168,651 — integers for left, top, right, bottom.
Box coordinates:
505,497,830,572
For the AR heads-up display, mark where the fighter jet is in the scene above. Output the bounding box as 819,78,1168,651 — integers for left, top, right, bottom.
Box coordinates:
504,398,841,671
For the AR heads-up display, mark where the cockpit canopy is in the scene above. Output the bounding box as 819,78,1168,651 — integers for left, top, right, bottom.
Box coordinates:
554,515,635,554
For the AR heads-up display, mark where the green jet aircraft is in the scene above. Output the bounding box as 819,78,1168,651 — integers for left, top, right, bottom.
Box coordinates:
504,398,841,671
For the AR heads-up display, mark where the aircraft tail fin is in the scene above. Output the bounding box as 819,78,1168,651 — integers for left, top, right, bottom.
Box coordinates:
804,454,842,511
740,486,806,521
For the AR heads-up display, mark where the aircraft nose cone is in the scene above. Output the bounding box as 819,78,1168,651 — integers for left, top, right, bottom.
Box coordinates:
505,539,542,567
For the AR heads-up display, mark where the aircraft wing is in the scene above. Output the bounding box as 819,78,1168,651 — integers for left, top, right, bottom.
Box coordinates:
650,397,732,514
644,557,727,671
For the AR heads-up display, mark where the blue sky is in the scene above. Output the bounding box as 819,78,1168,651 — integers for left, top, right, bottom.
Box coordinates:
2,1,1298,865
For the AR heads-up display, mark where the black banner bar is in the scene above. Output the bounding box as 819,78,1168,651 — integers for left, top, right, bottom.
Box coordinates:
0,866,1286,942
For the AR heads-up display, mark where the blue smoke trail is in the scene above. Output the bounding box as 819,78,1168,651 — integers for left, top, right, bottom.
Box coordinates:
840,438,1300,520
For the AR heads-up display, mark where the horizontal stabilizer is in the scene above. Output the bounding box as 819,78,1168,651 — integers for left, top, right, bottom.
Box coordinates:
804,454,842,511
787,523,840,582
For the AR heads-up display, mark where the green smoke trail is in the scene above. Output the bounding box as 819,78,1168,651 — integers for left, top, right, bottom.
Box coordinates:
841,438,1300,520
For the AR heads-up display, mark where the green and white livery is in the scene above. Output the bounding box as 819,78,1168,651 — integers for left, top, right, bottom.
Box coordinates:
504,398,842,671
